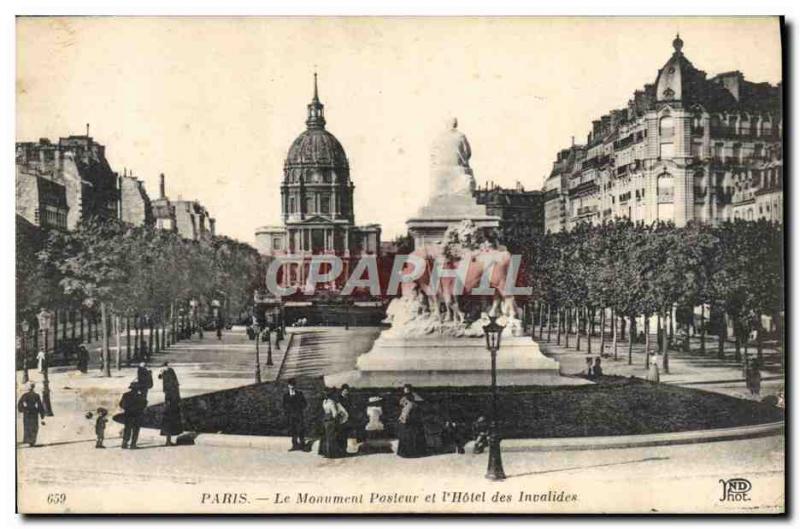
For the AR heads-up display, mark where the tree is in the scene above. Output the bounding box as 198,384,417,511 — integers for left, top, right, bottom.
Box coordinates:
40,219,133,376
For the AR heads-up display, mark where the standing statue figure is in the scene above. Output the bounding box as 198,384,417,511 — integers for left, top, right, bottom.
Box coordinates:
429,118,476,200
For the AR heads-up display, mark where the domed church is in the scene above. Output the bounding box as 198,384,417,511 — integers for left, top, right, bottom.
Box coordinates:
255,75,381,284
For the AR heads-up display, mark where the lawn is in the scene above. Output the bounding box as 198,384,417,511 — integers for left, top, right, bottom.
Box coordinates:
122,376,784,440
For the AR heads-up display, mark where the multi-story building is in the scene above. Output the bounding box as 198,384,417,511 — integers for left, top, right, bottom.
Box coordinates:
16,130,119,231
152,173,216,241
255,75,381,286
543,35,783,233
473,181,545,247
118,168,154,227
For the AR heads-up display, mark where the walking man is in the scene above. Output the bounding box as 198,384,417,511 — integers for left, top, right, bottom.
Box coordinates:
137,362,154,398
119,382,148,449
17,382,46,447
282,378,307,451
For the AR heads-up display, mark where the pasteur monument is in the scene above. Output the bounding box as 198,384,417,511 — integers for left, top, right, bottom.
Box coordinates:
326,118,567,388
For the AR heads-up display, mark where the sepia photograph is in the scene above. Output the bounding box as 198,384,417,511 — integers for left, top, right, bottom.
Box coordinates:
13,15,785,514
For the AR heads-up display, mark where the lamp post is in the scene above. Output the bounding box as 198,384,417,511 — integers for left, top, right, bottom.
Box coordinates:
266,325,274,367
212,299,222,340
483,315,506,481
21,320,30,383
36,309,55,417
253,316,262,384
188,299,197,336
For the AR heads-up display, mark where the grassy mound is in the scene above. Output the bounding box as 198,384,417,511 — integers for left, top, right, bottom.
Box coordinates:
119,376,784,440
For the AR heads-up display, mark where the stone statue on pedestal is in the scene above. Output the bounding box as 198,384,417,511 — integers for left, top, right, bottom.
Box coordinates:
324,116,563,388
429,118,476,200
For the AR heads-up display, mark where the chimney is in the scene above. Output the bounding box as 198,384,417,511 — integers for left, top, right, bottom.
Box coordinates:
159,173,166,199
86,123,90,137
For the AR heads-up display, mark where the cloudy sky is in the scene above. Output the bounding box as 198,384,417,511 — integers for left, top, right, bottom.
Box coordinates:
17,17,782,243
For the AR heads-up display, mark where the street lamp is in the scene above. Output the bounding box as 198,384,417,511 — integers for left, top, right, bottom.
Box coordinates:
21,320,30,383
266,325,274,367
483,315,506,481
36,309,55,417
188,299,197,335
253,315,262,384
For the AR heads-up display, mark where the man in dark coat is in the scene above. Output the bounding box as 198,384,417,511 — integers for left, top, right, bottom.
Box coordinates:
593,357,603,378
158,362,183,446
77,345,89,373
282,378,307,451
119,382,148,449
17,382,45,447
137,362,154,398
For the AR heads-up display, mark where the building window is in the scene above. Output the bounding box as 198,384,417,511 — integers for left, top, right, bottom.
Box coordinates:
713,142,724,160
740,118,751,136
659,116,674,138
732,144,742,163
272,237,283,251
288,196,296,214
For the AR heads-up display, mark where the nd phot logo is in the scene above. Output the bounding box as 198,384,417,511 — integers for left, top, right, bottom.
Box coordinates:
719,478,752,502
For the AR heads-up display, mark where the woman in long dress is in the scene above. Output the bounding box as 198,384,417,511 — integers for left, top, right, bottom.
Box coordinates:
647,354,660,383
319,389,348,458
158,362,183,446
36,350,46,374
396,385,427,458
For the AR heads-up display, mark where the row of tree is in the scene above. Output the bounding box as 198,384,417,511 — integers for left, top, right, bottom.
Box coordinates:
18,218,262,376
517,219,784,371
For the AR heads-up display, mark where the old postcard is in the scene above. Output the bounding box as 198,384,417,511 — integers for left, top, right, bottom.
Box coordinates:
15,16,785,514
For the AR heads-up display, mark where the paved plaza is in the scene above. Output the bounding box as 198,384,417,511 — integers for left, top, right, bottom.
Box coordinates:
16,327,785,513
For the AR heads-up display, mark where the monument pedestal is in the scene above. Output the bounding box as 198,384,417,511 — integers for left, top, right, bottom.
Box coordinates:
407,194,500,248
325,334,574,388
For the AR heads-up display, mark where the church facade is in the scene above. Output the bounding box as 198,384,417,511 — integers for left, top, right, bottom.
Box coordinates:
543,35,783,233
255,75,381,286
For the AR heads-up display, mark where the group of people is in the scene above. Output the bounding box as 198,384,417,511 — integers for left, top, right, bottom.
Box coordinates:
583,357,604,379
106,361,183,450
281,381,474,459
246,324,283,348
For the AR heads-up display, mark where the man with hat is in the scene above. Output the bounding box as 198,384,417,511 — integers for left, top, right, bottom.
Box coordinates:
119,380,148,449
76,344,89,373
282,378,307,451
137,361,154,398
17,382,46,447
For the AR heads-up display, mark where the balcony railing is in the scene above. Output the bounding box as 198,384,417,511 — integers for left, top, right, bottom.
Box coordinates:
710,126,780,141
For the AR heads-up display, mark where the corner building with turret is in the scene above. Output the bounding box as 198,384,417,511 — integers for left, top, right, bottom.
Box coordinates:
543,35,783,233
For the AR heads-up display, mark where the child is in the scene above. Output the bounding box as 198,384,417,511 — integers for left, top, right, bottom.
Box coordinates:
472,416,490,454
95,407,108,448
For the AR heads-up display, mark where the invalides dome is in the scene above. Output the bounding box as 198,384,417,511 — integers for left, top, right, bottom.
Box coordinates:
284,73,350,183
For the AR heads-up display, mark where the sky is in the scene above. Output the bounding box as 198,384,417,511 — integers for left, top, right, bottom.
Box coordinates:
16,17,782,243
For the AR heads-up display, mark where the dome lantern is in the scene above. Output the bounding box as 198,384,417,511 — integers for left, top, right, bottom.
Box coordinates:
306,72,326,130
672,32,684,54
